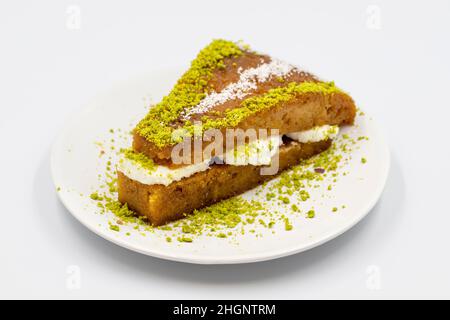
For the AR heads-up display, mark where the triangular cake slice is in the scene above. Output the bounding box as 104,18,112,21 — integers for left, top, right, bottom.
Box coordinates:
133,39,355,164
117,39,356,226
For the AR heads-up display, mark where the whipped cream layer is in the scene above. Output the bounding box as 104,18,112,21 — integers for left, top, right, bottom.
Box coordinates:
286,125,338,143
118,125,339,186
118,158,211,187
218,135,283,166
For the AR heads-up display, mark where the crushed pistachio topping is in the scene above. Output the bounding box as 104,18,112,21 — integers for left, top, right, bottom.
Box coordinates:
173,197,265,237
121,148,156,172
135,39,243,148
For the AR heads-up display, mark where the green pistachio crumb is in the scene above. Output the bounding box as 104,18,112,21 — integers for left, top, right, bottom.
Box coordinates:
266,192,276,201
279,196,290,204
306,210,315,219
90,192,103,201
182,225,192,233
284,218,293,231
109,223,120,232
299,190,310,201
122,149,156,172
178,236,193,243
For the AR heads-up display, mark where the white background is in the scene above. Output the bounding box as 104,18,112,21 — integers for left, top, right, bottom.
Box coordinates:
1,0,449,299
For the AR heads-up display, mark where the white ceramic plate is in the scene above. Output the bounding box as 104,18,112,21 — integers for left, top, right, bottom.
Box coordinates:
51,69,390,264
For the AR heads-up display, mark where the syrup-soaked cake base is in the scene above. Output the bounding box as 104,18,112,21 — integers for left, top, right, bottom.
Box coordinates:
118,139,331,226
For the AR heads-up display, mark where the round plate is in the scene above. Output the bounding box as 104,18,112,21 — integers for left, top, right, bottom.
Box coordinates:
51,69,390,264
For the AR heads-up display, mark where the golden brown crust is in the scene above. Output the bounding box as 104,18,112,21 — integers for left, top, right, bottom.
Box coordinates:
133,90,355,164
207,52,271,93
118,139,331,226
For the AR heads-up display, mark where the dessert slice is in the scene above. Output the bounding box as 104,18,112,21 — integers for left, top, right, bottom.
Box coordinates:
117,39,356,226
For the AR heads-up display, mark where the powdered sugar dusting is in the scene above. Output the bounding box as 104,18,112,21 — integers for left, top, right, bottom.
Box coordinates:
182,59,296,120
